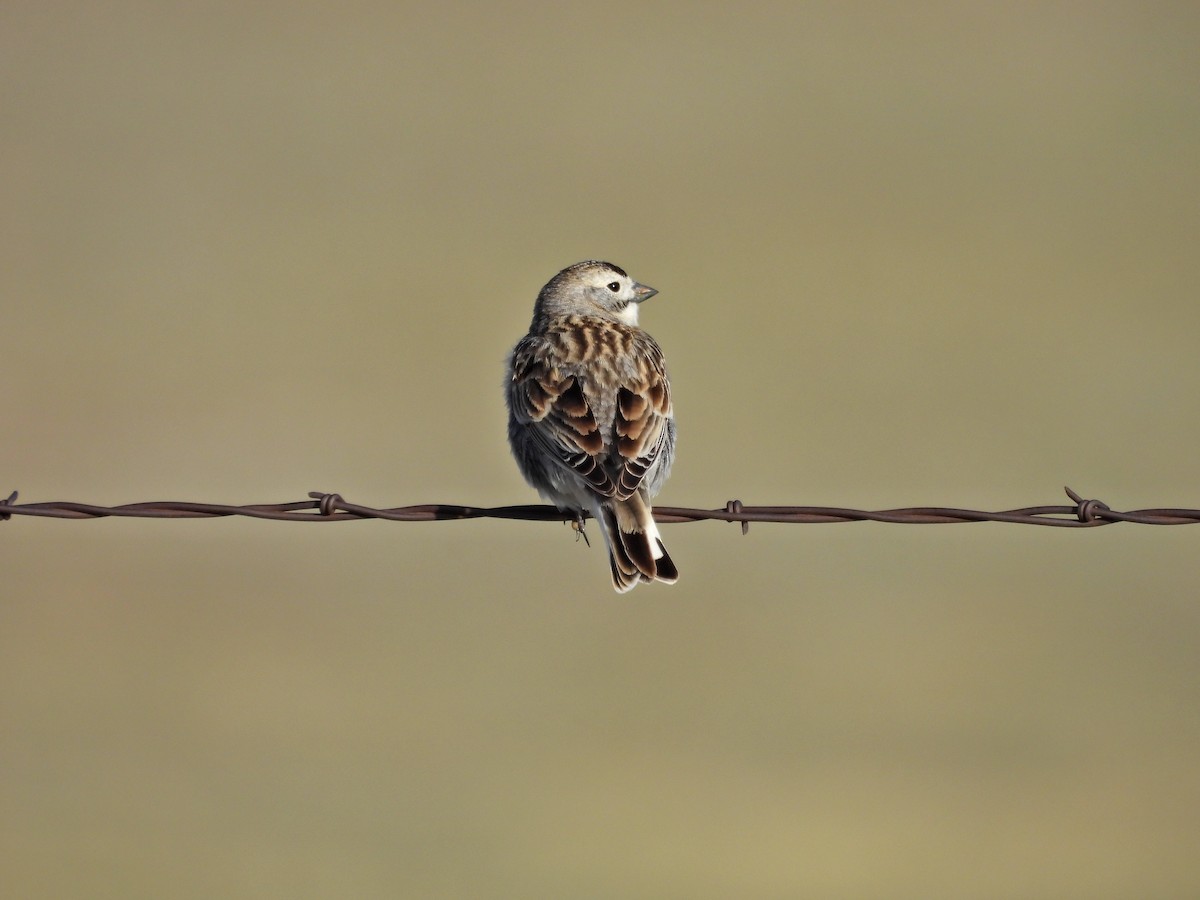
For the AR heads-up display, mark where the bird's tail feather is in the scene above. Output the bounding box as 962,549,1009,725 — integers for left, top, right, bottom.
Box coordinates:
594,495,678,593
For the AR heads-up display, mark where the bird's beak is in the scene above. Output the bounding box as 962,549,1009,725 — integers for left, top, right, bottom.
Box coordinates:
633,282,658,303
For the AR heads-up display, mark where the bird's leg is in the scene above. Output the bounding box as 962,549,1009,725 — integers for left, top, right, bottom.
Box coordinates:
569,511,591,547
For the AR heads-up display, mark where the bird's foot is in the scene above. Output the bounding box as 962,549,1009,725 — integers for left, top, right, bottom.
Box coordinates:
569,513,591,547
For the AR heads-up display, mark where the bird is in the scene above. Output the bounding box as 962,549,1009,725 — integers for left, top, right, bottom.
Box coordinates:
506,260,678,593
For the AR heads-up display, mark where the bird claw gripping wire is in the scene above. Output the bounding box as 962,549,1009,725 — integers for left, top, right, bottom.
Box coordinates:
569,512,591,547
0,490,17,522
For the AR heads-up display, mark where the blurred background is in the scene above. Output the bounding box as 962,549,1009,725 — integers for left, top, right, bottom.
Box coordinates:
3,2,1199,896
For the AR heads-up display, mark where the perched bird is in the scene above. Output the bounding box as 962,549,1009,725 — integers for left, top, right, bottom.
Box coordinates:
506,261,678,592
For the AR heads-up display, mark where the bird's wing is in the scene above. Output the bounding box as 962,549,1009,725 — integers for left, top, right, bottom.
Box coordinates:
508,336,617,498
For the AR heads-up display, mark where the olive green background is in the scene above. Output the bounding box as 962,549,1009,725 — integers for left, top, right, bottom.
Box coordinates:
4,3,1199,897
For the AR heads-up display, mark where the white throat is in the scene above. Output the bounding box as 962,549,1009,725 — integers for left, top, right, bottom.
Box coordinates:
616,303,640,326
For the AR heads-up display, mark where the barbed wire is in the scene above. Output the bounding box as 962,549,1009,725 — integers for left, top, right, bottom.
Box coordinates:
2,487,1198,530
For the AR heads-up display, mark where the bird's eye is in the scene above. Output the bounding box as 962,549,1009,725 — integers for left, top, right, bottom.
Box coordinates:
607,282,620,292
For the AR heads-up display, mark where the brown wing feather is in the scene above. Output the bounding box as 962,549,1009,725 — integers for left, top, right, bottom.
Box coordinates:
509,338,617,497
611,345,672,501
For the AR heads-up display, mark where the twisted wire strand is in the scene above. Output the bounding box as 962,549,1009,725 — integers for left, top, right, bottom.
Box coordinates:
2,488,1198,529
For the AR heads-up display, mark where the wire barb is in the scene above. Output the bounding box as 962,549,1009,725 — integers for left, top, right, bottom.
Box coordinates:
725,499,750,535
310,492,344,517
1064,486,1111,523
2,488,1199,528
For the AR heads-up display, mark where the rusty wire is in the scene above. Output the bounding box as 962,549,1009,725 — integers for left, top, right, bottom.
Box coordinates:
2,487,1198,530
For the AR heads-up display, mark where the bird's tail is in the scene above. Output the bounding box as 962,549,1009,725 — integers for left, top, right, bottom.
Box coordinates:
593,494,678,593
